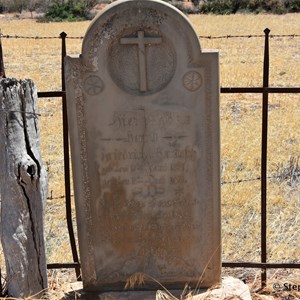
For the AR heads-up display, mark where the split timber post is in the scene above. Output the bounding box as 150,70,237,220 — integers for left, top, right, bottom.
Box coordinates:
0,78,48,298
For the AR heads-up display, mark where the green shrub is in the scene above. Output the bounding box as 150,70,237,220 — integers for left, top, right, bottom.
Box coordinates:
250,0,285,14
39,0,95,22
200,0,234,14
1,0,24,13
284,0,300,12
199,0,297,14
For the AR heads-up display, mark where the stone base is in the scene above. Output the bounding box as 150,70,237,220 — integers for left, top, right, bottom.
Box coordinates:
62,277,252,300
63,288,186,300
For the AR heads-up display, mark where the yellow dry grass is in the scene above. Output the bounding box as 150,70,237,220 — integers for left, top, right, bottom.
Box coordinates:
0,12,299,297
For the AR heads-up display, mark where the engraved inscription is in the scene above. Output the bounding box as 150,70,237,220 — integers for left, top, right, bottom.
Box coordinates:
96,109,200,268
109,110,191,129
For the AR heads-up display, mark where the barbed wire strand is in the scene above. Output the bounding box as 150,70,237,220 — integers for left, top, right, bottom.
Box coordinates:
46,174,298,200
199,34,300,39
0,34,299,40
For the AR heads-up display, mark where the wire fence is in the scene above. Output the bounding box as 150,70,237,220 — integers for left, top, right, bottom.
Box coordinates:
1,33,300,40
2,32,297,200
0,29,299,289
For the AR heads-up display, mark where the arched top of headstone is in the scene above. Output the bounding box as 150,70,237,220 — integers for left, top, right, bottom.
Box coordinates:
82,0,201,72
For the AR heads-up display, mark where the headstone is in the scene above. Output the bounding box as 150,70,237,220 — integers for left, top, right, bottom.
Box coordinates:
65,0,220,294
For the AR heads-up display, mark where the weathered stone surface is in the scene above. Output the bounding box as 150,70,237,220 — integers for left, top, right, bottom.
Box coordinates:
65,0,220,293
0,78,48,298
62,286,182,300
191,277,252,300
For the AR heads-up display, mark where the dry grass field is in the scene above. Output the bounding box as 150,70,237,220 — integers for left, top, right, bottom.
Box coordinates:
0,11,299,298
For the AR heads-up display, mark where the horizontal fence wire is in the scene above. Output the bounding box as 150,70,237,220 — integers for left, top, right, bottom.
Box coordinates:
47,262,81,269
0,34,300,40
36,88,300,100
222,262,300,269
46,173,297,200
199,34,300,39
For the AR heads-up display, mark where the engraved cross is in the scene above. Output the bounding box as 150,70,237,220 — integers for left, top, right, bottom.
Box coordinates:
120,31,162,92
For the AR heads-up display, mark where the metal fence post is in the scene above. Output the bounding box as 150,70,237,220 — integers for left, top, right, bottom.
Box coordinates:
60,32,81,280
0,31,6,78
0,31,4,296
261,28,270,288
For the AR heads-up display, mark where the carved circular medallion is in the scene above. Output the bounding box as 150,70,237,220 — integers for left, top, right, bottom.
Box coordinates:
84,75,104,95
108,29,176,96
183,71,202,92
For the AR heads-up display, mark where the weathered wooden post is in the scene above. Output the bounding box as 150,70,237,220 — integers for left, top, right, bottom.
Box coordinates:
0,78,48,298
